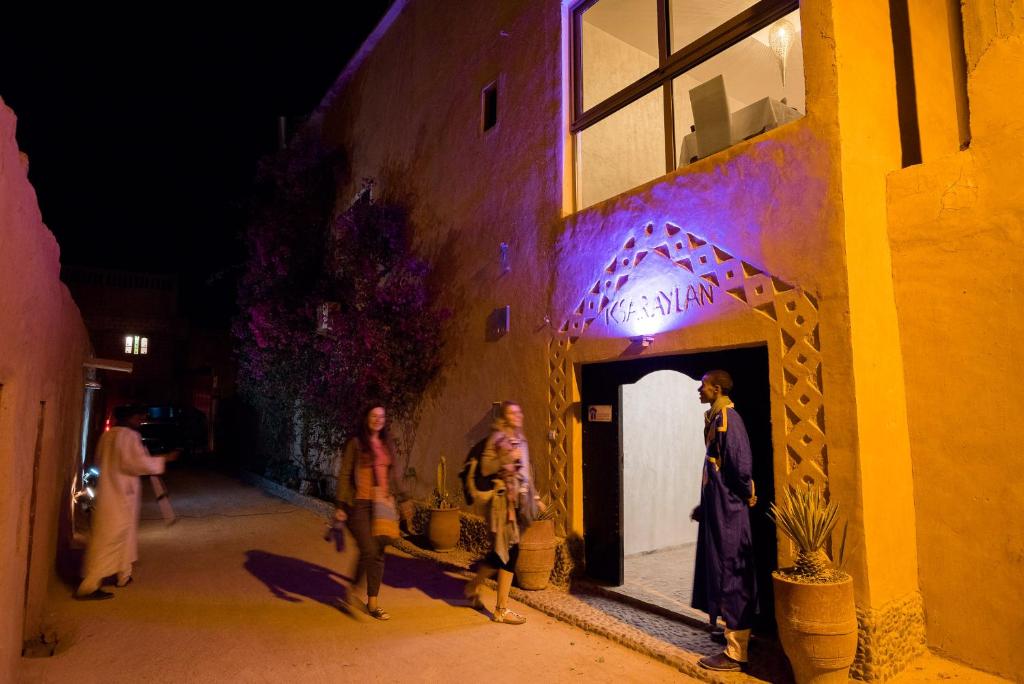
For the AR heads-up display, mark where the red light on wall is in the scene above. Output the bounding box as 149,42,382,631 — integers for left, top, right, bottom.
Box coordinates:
104,418,111,432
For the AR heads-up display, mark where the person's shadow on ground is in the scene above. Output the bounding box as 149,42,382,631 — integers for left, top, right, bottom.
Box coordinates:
244,549,355,613
381,553,469,608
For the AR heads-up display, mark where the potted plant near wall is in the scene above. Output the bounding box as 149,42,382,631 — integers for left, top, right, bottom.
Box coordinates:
428,456,460,551
770,483,858,684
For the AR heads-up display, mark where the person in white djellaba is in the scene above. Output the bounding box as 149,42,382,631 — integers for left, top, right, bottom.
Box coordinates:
76,405,177,600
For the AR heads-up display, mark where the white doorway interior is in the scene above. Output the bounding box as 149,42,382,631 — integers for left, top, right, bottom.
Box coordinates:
620,369,706,615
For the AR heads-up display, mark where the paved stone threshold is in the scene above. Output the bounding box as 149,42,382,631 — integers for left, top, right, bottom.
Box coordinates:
241,471,781,683
389,537,787,683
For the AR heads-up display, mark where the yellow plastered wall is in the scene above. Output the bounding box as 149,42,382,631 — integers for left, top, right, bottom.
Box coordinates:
832,0,921,607
317,0,564,503
319,0,927,617
888,2,1024,679
319,2,1024,679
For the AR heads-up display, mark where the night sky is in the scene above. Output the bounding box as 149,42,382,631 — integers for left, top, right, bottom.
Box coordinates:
1,8,391,326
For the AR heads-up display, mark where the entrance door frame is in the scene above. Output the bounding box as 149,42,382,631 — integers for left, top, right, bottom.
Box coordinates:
580,344,778,627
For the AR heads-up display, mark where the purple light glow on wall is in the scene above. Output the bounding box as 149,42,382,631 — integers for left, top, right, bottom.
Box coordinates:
584,253,729,340
557,134,827,345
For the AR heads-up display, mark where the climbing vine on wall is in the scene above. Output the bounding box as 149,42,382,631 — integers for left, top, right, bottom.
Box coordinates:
234,138,447,493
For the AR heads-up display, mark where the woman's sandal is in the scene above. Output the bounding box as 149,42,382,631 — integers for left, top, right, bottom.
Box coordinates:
367,607,391,621
492,607,526,625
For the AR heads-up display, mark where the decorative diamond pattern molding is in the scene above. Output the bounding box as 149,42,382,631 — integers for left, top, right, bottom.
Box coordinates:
546,338,573,535
546,223,826,536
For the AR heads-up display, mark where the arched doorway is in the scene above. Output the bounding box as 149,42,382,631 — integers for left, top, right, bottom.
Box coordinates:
621,370,704,612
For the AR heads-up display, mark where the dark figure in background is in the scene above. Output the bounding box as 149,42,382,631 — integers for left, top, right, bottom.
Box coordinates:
334,404,412,620
691,370,758,673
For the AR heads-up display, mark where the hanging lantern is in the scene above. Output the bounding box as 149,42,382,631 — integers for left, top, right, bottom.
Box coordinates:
768,19,796,86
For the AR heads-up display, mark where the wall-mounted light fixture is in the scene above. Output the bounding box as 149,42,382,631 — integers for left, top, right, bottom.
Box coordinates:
500,242,511,274
629,335,655,349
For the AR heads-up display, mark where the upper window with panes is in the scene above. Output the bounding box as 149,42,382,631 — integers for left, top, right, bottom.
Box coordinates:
572,0,804,209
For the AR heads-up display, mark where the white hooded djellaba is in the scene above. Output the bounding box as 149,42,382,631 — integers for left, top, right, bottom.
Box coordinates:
81,427,167,585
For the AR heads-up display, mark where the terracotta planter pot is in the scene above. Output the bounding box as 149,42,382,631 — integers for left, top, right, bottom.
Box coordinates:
428,507,460,551
773,573,858,684
515,519,556,590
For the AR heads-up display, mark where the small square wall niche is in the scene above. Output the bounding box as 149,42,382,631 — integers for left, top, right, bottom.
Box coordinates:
482,81,498,132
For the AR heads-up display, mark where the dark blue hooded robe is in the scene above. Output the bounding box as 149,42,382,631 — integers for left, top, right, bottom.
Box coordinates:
691,401,757,630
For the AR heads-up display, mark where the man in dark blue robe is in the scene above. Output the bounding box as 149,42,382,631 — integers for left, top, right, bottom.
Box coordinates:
692,369,757,672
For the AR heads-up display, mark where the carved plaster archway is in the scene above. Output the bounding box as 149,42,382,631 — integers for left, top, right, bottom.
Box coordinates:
545,222,826,536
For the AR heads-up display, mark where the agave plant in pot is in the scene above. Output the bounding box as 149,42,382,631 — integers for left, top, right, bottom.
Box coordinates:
770,483,857,684
428,456,461,551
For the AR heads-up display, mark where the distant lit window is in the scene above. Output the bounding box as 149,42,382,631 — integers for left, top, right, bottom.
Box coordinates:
124,335,149,355
572,0,805,208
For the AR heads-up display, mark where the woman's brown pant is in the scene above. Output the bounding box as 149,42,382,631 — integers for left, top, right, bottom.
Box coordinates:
349,500,386,597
